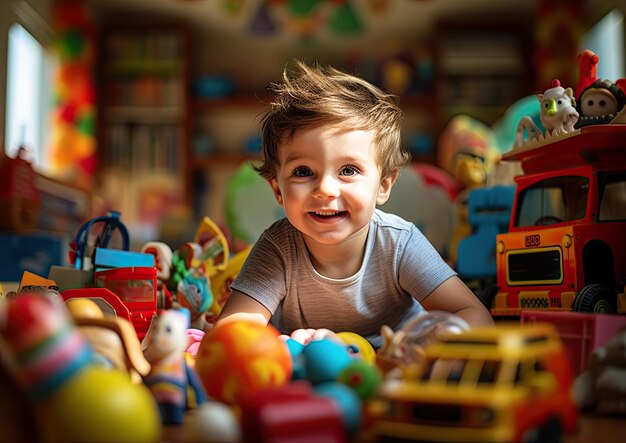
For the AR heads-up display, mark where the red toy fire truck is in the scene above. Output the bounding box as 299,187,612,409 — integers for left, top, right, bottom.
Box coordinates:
484,124,626,316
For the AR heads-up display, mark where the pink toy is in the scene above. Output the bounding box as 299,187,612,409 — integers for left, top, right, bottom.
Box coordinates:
521,310,626,376
185,328,205,358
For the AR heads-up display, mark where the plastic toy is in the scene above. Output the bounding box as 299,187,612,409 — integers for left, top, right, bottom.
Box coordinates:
65,297,151,384
364,324,578,443
486,124,626,316
376,311,470,374
436,115,499,264
336,331,376,364
62,287,132,323
521,310,626,375
336,360,382,400
176,271,213,330
142,309,207,425
69,210,129,271
314,381,363,437
575,78,626,128
140,241,174,309
94,266,158,340
302,337,354,384
194,320,293,404
0,294,161,442
208,244,252,318
575,49,599,99
538,79,579,136
92,247,154,271
194,216,230,278
239,381,346,443
456,185,515,287
574,49,626,128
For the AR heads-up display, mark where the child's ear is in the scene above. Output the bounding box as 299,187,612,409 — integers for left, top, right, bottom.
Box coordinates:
269,179,284,206
377,169,399,205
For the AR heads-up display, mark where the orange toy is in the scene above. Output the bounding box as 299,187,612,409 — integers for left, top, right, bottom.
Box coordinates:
194,321,292,404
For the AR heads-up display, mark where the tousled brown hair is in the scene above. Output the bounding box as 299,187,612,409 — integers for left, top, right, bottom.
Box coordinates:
255,60,410,180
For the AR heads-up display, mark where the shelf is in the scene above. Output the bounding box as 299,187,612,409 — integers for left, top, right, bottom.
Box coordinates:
192,94,271,112
106,59,183,75
105,106,185,123
189,153,261,170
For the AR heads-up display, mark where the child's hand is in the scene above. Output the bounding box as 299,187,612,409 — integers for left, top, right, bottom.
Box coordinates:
282,328,338,345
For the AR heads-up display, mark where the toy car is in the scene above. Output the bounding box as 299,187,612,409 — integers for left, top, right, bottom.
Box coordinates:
363,324,578,443
483,124,626,315
94,266,158,341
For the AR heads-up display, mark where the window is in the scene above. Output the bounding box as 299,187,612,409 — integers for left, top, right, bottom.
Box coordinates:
4,23,55,170
599,173,626,221
515,176,589,227
581,9,625,80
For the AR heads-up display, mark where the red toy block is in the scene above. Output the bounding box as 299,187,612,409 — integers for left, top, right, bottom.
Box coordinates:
521,310,626,375
239,381,347,443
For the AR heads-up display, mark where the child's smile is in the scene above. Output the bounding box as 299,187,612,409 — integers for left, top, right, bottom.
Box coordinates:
269,124,395,258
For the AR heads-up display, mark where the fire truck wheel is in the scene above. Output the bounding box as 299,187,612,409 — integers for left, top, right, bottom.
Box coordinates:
572,284,616,313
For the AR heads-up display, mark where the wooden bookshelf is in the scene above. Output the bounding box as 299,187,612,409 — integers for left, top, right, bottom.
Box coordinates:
97,23,191,244
434,18,534,130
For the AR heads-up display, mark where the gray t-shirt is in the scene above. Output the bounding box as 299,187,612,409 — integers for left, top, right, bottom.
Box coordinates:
230,209,455,347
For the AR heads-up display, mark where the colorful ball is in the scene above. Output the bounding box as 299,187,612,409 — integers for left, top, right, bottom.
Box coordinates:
42,366,161,442
195,321,292,404
337,360,382,400
302,337,353,384
336,332,376,364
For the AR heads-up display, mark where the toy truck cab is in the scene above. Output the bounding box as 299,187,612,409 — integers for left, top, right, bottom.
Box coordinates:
488,124,626,316
364,324,577,443
94,266,158,341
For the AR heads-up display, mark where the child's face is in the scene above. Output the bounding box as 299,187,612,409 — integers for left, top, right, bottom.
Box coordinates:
269,124,395,247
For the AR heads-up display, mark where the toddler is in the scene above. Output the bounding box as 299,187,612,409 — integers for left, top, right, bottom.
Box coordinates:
216,60,493,347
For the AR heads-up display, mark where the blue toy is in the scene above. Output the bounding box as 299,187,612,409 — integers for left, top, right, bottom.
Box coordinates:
70,210,129,271
456,185,515,281
302,338,353,384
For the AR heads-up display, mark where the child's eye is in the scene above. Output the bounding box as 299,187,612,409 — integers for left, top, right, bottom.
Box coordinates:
340,166,359,176
292,167,312,177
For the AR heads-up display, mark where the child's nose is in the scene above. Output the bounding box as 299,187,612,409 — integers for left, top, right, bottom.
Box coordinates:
316,174,340,198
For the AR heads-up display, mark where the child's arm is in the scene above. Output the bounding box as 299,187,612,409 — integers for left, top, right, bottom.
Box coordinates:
420,276,494,327
215,290,272,326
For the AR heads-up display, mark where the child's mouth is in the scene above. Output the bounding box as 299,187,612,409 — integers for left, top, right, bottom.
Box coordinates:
309,211,347,222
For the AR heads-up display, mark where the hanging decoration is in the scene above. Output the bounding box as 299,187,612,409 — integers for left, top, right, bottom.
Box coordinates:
248,1,277,34
328,1,361,35
49,0,97,188
222,0,247,15
246,0,368,38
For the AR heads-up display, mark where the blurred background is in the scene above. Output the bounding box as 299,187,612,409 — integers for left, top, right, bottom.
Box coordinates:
0,0,624,270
